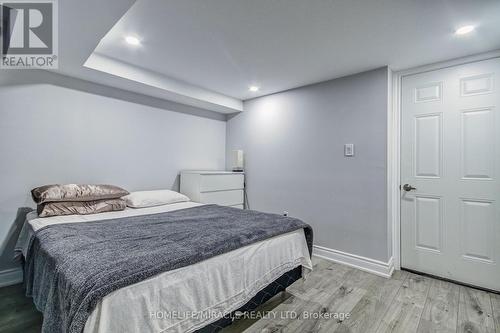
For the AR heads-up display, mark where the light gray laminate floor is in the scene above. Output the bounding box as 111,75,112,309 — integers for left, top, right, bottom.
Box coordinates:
1,257,498,333
223,257,500,333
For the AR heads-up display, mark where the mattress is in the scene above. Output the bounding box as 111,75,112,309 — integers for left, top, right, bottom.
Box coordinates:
16,202,312,333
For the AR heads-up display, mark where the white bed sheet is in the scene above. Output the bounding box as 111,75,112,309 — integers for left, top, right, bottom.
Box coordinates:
17,202,312,333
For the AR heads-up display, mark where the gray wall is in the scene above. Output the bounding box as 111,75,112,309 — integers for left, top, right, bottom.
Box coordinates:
0,67,390,271
226,67,389,262
0,71,226,271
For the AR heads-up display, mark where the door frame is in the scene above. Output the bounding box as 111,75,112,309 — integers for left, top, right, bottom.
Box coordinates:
388,49,500,270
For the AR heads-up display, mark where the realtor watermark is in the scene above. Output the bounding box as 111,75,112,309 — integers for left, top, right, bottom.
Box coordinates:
149,310,351,322
0,0,58,68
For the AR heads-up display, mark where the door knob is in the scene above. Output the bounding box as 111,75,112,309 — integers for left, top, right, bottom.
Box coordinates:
402,184,417,192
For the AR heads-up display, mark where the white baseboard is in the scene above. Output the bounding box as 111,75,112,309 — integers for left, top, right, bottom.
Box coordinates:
313,245,394,278
0,267,23,288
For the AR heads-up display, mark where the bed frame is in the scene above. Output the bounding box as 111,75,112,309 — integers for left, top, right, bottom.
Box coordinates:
196,266,302,332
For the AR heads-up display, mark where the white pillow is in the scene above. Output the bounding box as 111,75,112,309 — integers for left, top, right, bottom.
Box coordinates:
123,190,190,208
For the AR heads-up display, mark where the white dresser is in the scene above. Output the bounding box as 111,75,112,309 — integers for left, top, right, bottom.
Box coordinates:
180,171,245,209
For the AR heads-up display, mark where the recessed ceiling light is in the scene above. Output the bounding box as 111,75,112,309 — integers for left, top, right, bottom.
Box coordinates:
125,36,141,46
249,85,260,92
455,25,475,35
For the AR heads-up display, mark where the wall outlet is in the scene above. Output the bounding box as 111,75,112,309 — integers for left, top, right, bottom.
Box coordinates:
344,144,354,157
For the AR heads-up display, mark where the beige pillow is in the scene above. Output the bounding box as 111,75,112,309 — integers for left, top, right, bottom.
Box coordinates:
31,184,129,205
37,199,126,217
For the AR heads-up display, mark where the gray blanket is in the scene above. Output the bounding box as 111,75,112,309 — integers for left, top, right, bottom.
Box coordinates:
24,204,313,333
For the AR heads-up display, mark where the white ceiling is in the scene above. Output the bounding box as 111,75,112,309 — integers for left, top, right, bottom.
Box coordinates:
53,0,241,114
58,0,500,112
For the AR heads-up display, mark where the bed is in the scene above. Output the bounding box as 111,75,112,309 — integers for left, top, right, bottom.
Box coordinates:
15,201,313,333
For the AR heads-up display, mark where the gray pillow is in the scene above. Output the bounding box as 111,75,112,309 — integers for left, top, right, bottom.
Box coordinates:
31,184,129,205
37,199,126,217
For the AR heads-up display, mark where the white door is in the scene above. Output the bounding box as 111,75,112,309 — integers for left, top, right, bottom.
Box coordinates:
401,57,500,291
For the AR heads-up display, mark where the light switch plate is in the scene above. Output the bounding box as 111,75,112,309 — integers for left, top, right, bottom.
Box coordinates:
344,144,354,157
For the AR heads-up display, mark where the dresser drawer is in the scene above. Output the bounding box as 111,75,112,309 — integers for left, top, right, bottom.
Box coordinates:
199,190,243,206
200,174,244,192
